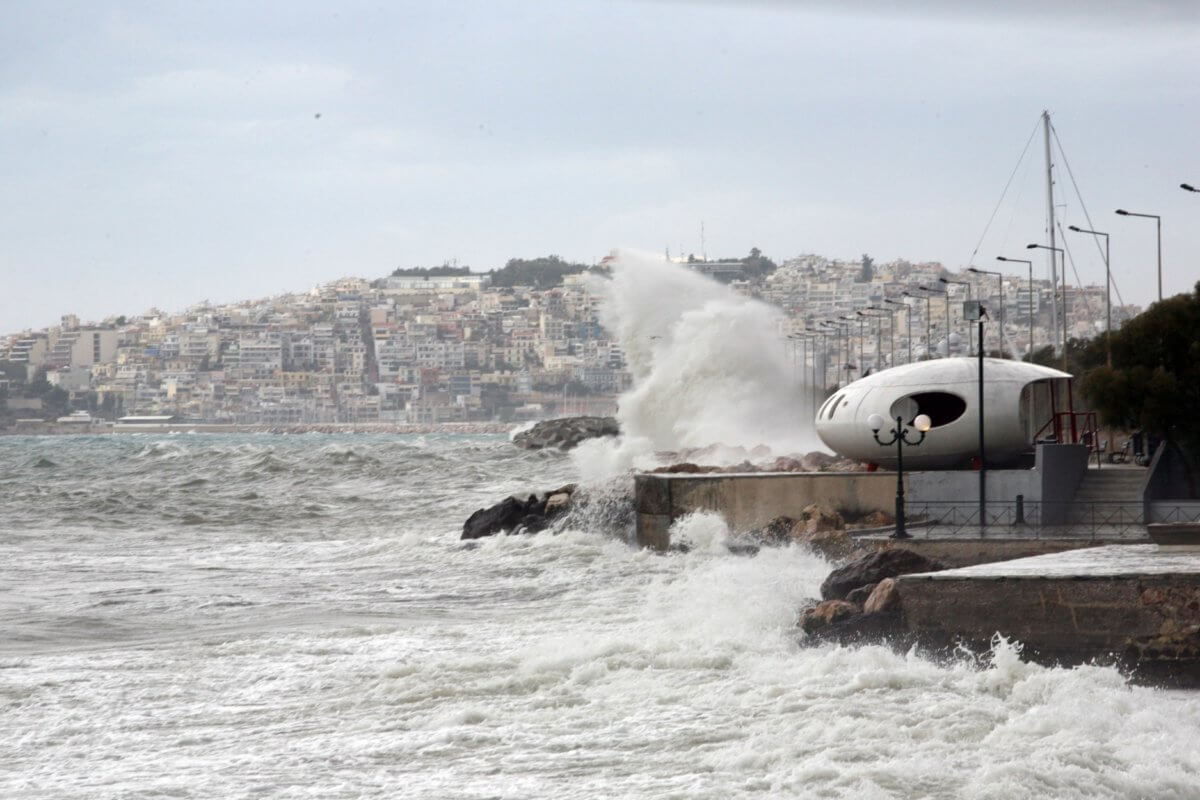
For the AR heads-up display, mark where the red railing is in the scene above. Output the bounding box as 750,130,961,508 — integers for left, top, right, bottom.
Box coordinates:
1035,411,1103,465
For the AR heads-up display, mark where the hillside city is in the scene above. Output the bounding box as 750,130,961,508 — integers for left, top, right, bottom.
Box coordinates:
0,252,1138,431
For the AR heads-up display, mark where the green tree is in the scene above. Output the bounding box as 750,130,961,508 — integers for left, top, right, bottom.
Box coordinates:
489,256,589,289
1079,282,1200,456
858,254,875,283
43,386,70,418
389,265,472,278
741,247,778,280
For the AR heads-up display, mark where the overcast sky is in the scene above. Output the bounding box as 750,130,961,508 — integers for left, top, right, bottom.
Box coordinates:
2,0,1198,331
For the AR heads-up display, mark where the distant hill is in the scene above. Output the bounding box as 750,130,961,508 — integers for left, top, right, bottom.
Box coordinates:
389,265,473,278
488,256,592,289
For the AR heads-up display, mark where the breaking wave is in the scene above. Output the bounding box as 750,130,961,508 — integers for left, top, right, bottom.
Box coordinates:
579,250,822,476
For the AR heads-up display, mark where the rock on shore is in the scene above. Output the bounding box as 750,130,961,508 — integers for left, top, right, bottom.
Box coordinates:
461,484,578,539
799,549,948,644
512,416,619,451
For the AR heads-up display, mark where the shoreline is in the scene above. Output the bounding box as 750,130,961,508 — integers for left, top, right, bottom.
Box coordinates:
1,422,519,436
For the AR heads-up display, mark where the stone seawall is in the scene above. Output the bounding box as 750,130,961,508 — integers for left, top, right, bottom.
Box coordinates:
635,471,899,550
896,544,1200,682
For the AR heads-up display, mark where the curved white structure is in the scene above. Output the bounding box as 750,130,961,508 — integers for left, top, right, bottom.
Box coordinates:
815,358,1072,469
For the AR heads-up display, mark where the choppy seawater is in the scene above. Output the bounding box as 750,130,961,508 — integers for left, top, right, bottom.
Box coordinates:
2,433,1198,799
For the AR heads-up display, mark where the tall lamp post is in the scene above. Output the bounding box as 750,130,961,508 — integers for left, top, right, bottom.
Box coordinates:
996,256,1033,361
918,285,951,357
786,333,806,388
901,290,931,360
859,311,888,376
884,297,912,364
867,305,897,368
1115,208,1161,302
1066,225,1112,367
829,318,857,383
1026,243,1067,371
939,277,973,355
968,267,1005,357
868,412,932,539
802,331,820,414
813,330,829,396
818,321,844,387
840,315,864,375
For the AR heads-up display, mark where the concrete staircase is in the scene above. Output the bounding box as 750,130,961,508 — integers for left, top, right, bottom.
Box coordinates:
1066,468,1147,526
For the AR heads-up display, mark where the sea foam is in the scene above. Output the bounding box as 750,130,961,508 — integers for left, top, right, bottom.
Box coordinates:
575,250,821,477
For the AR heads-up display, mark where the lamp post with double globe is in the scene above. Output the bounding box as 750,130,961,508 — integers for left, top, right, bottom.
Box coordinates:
869,412,933,539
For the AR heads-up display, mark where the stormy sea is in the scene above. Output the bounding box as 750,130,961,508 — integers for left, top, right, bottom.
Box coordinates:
4,254,1199,798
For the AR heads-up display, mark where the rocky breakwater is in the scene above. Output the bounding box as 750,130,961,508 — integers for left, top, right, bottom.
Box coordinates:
512,416,619,451
798,549,948,644
462,484,579,540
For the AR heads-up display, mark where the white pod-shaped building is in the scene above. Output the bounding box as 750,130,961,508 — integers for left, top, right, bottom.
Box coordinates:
814,358,1073,469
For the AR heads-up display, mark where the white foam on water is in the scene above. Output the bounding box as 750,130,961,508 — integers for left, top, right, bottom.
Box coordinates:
573,250,821,477
4,435,1200,799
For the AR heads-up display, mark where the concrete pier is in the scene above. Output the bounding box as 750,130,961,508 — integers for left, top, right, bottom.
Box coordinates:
635,471,898,550
855,523,1148,568
897,545,1200,682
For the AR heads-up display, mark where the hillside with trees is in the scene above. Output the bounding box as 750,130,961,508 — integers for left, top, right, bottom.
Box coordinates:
1079,281,1200,458
488,256,591,289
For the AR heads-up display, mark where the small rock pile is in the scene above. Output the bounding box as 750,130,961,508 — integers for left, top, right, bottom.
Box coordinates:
750,505,853,560
462,484,578,539
798,549,947,643
647,451,861,475
512,416,620,451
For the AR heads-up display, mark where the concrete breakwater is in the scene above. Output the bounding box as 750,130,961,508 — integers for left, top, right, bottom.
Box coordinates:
796,543,1200,685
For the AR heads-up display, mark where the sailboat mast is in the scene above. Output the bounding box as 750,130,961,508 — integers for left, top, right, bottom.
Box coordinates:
1042,110,1060,365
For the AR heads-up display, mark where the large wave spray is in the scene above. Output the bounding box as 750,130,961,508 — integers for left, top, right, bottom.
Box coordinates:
576,250,820,476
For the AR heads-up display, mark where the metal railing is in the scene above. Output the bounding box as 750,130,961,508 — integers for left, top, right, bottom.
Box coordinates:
902,499,1170,540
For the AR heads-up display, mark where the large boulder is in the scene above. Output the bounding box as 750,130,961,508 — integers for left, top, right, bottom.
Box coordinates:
796,503,845,534
462,496,532,540
798,600,859,634
819,548,946,601
844,582,879,606
512,416,619,451
461,485,578,540
863,577,901,614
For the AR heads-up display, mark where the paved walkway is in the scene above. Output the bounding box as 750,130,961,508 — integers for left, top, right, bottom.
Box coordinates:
913,544,1200,579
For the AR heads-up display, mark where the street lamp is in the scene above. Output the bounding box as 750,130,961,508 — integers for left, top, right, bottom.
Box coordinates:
855,310,884,373
840,315,864,376
939,277,973,355
818,321,844,387
996,256,1034,362
1067,225,1112,368
868,411,932,539
968,267,1005,358
786,333,806,389
901,291,932,360
1115,208,1162,302
828,318,858,383
1181,184,1198,193
884,298,912,364
1026,243,1068,371
867,305,897,368
918,285,951,357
